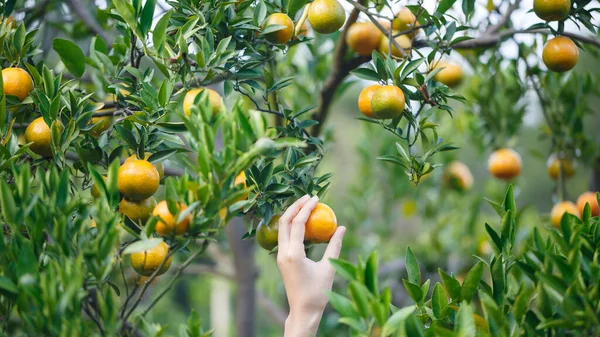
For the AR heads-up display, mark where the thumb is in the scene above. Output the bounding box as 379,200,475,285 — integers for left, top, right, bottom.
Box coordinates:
321,226,346,263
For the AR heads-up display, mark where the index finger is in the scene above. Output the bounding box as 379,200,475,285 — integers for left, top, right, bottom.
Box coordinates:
277,195,310,250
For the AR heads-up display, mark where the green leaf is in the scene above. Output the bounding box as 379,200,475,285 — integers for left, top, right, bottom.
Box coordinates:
329,258,357,281
52,38,85,77
0,180,18,225
350,68,380,81
365,251,379,296
460,261,483,302
0,276,18,296
435,0,457,16
438,269,461,300
431,283,447,319
454,302,476,337
349,281,371,318
153,11,172,54
122,238,163,255
139,0,157,36
327,291,360,319
461,0,475,19
382,305,416,336
113,0,141,40
405,247,420,285
403,280,423,303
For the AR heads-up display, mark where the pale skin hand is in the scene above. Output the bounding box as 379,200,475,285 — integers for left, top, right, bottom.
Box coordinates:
277,195,347,337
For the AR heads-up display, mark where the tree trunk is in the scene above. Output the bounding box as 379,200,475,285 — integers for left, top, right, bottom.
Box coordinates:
226,217,256,337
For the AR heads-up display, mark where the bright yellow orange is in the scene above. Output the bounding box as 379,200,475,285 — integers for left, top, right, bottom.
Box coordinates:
357,84,382,118
126,153,164,179
119,197,157,224
307,0,346,34
89,115,113,137
576,192,599,217
433,62,463,88
345,22,382,57
2,67,34,101
392,8,420,37
257,215,280,251
370,85,405,119
542,36,578,72
488,148,522,180
546,154,575,180
444,161,473,192
117,160,160,200
263,13,294,44
378,33,411,58
305,203,337,243
183,88,224,116
153,200,191,236
130,241,172,276
534,0,571,21
550,201,579,228
25,117,52,157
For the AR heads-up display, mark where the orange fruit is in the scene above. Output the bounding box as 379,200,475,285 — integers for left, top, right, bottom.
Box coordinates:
263,13,294,44
126,153,165,179
370,85,405,119
357,84,382,118
307,0,346,34
550,201,579,228
2,67,34,101
433,62,463,88
488,148,522,180
3,16,16,28
378,33,411,58
443,161,474,192
546,154,575,180
25,117,52,157
305,203,337,243
234,171,250,200
130,241,172,276
257,215,280,251
345,22,382,57
153,200,191,236
91,176,106,198
183,88,224,116
119,196,157,224
576,192,599,217
534,0,571,21
542,36,578,72
117,159,160,200
89,115,113,137
392,8,420,37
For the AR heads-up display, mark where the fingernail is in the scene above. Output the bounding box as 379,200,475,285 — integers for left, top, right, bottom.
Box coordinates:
339,226,346,235
301,194,310,200
312,195,319,201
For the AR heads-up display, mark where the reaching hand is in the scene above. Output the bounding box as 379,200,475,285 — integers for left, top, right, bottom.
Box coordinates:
277,195,347,337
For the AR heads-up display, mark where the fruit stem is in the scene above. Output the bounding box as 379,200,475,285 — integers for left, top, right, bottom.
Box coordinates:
294,3,311,37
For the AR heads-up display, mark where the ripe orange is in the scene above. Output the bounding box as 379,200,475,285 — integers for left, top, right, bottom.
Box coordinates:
183,88,224,116
130,241,172,276
357,84,382,118
378,33,411,58
263,13,294,44
89,115,113,137
534,0,571,21
433,62,463,88
550,201,579,228
305,203,337,243
444,161,474,192
546,154,575,180
307,0,346,34
487,148,522,180
126,153,165,179
153,200,191,236
576,192,599,217
119,196,157,224
117,159,160,200
2,67,34,101
345,22,382,57
542,36,578,72
370,85,405,119
25,117,52,157
392,8,420,37
256,215,280,250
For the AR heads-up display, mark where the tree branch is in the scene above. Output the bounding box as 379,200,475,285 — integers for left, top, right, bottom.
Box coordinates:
451,28,600,49
486,0,521,35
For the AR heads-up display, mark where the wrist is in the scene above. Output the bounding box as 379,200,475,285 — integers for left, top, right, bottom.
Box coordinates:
284,310,323,337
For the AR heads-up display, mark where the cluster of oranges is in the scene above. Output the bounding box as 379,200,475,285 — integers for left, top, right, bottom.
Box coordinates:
550,192,599,228
256,202,338,251
534,0,579,72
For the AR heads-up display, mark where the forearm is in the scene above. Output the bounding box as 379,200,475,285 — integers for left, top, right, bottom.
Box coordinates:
283,311,323,337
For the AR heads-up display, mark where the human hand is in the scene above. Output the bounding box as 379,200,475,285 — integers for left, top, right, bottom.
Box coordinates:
277,195,347,337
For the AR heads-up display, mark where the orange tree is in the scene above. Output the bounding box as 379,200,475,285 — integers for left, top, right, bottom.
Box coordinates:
0,0,599,336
